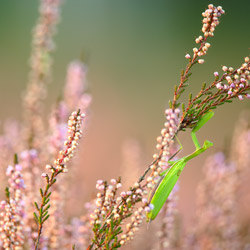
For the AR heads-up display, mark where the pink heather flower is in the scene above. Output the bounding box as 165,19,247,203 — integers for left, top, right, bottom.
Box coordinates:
238,95,243,100
222,66,228,72
15,164,22,172
110,179,116,185
6,165,14,176
246,94,250,99
198,59,205,64
97,180,103,184
228,90,233,95
121,192,126,197
216,83,222,89
185,54,191,59
126,191,132,195
0,201,6,209
41,173,47,178
214,71,219,77
29,149,38,158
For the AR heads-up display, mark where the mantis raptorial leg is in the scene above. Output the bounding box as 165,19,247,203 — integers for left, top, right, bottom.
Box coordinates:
146,111,214,221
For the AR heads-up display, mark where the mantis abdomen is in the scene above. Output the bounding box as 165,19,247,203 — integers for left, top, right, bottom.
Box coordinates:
147,159,186,220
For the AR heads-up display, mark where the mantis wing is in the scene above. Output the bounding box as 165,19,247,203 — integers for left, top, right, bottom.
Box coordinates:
146,159,186,220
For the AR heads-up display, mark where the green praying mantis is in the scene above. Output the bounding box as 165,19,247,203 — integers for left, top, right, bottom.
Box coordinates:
146,111,214,221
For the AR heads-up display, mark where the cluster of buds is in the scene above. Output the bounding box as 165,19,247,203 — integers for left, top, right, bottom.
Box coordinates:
93,178,122,224
215,57,250,100
45,110,85,174
64,61,92,113
0,164,25,250
90,178,153,248
33,0,62,54
119,206,145,246
90,178,123,248
118,194,154,247
6,165,25,195
201,4,224,38
150,108,180,183
185,5,225,65
181,57,250,129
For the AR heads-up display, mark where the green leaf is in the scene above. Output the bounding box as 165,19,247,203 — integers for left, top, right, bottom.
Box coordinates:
14,154,18,164
182,103,185,113
174,85,178,92
5,187,10,199
169,100,172,108
43,204,50,213
111,219,114,230
44,198,50,205
42,214,50,223
179,88,186,95
40,188,43,197
34,202,40,211
194,99,202,104
33,212,39,223
46,192,52,199
43,211,49,218
189,93,193,102
202,82,206,90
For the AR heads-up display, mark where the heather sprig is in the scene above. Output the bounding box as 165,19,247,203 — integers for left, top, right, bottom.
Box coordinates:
0,155,25,250
87,176,155,249
180,57,250,130
33,110,85,250
169,4,250,131
22,0,63,151
171,4,225,112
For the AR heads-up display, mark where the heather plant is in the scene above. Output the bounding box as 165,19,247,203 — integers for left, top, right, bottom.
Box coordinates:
0,1,250,250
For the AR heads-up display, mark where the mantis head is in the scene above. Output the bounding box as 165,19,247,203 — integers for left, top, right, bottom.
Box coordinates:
203,140,213,149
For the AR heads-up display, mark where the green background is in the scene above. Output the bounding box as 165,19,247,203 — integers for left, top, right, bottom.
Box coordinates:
0,0,250,226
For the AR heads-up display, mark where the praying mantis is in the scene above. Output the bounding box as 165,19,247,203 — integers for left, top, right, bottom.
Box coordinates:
146,111,214,221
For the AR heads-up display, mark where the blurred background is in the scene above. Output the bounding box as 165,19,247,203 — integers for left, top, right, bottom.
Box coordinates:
0,0,250,229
